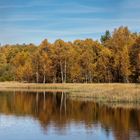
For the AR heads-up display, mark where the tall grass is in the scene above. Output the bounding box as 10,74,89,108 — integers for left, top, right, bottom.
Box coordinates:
0,82,140,102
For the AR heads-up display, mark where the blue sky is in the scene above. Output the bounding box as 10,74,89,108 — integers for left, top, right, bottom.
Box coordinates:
0,0,140,44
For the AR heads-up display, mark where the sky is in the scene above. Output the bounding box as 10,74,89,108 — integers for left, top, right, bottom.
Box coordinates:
0,0,140,45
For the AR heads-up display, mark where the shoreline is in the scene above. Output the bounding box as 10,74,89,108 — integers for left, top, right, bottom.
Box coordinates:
0,82,140,103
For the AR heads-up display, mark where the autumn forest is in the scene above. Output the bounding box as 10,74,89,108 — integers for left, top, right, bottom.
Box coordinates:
0,26,140,83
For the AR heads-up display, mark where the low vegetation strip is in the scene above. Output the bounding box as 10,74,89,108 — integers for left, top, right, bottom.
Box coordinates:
0,82,140,103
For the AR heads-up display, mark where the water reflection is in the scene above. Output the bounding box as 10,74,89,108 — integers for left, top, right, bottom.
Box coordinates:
0,91,140,140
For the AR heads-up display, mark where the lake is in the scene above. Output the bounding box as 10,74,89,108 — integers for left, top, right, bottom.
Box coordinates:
0,91,140,140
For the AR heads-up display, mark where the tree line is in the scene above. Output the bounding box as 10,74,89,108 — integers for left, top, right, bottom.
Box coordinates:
0,26,140,83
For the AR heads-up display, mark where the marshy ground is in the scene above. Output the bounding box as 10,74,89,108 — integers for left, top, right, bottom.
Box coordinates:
0,82,140,103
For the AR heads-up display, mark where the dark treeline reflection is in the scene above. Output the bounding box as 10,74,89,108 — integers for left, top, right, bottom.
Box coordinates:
0,91,140,140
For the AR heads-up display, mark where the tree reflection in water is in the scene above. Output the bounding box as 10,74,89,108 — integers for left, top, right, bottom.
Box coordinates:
0,91,140,140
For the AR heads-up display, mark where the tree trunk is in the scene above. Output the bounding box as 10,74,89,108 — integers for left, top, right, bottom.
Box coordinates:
53,72,56,83
53,77,56,83
43,74,46,84
36,72,39,83
124,76,129,83
60,61,64,83
43,72,46,84
43,65,46,83
64,59,67,83
107,70,110,83
85,73,88,83
89,71,92,83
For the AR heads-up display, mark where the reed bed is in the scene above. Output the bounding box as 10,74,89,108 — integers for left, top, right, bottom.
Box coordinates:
0,82,139,103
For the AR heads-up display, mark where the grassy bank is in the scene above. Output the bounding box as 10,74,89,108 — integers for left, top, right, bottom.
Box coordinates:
0,82,140,103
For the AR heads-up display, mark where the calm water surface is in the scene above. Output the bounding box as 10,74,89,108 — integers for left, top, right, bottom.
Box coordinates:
0,91,140,140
